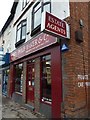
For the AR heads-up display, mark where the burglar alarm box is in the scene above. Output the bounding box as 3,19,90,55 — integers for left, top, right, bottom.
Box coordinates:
75,30,83,42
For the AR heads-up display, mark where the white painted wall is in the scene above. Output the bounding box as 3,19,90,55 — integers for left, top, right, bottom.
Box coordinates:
0,36,2,48
2,20,15,54
51,0,70,19
12,0,70,51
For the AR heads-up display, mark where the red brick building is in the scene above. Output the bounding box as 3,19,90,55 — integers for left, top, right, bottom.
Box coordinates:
61,2,89,118
7,1,90,118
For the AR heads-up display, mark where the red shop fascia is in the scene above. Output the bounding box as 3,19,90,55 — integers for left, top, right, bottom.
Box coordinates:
8,12,69,118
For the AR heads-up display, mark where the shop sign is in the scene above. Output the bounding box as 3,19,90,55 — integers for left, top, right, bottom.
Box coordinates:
41,12,67,38
10,33,57,62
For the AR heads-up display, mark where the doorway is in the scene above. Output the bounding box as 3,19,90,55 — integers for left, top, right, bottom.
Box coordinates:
26,60,35,105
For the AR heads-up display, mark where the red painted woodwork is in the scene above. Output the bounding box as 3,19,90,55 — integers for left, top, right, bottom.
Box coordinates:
51,46,62,118
10,44,62,118
10,33,57,62
26,62,35,104
41,12,67,38
8,64,15,97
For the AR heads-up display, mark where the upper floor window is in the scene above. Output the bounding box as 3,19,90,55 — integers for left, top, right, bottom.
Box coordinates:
15,19,27,48
22,0,29,9
31,0,51,36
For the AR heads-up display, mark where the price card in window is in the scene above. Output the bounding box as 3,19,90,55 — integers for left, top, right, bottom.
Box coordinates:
29,81,31,86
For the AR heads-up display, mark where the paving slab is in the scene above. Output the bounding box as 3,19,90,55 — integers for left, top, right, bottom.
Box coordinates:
2,96,45,119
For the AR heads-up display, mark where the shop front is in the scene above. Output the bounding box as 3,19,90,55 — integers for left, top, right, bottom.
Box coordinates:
9,32,62,118
1,53,10,96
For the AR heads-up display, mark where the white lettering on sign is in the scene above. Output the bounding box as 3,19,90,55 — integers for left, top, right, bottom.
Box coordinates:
77,75,90,87
41,12,67,38
78,82,84,87
47,23,66,35
48,15,65,28
10,33,57,62
78,82,90,87
78,75,88,80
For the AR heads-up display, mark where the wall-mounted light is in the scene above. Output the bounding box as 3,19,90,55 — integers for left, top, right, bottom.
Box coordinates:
79,19,84,28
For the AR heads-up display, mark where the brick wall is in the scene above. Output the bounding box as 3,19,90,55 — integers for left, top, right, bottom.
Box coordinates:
34,57,40,112
61,2,89,118
8,64,15,97
88,1,90,117
22,62,27,103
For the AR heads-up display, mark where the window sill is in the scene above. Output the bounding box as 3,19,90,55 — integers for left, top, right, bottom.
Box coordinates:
15,92,22,96
31,25,41,37
15,39,25,48
41,98,52,105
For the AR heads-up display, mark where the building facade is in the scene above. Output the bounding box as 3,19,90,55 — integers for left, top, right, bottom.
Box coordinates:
0,2,17,96
1,0,89,118
8,0,70,118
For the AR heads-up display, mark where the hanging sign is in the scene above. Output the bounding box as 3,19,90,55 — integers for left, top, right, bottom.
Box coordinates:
41,12,67,38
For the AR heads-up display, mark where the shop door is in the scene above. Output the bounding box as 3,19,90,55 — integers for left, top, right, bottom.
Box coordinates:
26,60,35,104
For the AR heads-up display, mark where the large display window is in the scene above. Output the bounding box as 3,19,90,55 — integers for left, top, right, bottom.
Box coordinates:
41,54,51,104
15,63,23,93
2,69,9,95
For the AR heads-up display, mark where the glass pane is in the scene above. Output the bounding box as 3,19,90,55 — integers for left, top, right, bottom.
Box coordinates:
41,55,51,104
17,24,21,30
17,29,21,42
34,2,41,12
43,0,51,3
22,26,26,39
27,0,29,3
23,0,27,7
2,69,9,95
22,21,26,25
15,63,23,93
34,8,41,28
44,3,50,12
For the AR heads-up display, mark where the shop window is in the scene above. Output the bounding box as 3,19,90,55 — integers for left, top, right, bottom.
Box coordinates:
41,54,51,104
15,63,23,93
2,69,9,95
31,0,51,36
15,19,27,48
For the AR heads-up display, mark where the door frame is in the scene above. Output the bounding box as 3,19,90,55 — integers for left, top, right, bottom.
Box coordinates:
26,60,35,105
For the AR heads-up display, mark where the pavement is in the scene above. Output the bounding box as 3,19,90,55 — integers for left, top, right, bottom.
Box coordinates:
2,95,45,119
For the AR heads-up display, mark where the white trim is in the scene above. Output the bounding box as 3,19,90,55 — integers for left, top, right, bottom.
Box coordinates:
15,92,22,95
41,11,46,32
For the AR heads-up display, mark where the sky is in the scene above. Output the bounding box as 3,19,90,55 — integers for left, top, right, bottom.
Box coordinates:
0,0,88,31
0,0,14,31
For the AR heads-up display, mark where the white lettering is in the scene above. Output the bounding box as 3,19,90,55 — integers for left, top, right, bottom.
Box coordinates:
38,36,42,43
48,15,65,28
78,75,88,80
78,82,84,87
47,23,65,35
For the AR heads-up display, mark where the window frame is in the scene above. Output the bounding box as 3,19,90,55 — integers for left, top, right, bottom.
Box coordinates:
15,63,23,94
22,0,29,9
41,54,52,105
15,19,27,47
31,0,51,36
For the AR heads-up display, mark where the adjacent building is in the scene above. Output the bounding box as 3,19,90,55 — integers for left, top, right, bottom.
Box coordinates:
0,2,17,95
0,0,90,118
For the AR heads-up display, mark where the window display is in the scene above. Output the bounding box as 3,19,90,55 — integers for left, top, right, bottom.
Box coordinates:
41,54,51,104
15,63,23,93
